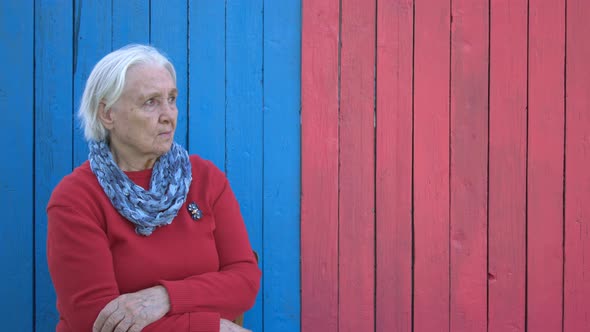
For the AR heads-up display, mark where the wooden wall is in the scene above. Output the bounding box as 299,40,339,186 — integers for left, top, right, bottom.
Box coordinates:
301,0,590,331
2,0,589,331
0,1,300,331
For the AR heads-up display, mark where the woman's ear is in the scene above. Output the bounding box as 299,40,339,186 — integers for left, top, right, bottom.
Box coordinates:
97,102,114,130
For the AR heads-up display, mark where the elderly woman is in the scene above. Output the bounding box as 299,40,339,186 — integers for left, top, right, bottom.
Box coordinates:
47,44,260,332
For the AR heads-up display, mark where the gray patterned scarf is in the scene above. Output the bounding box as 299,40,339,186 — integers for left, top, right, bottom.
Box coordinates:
88,140,192,236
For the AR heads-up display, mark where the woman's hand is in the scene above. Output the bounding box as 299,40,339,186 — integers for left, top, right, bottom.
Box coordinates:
220,318,252,332
93,286,170,332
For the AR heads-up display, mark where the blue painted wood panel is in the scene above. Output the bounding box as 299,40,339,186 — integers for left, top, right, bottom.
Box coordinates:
188,0,227,168
0,1,301,331
112,0,150,49
34,1,74,330
263,0,301,330
226,1,265,330
0,1,34,331
73,0,112,167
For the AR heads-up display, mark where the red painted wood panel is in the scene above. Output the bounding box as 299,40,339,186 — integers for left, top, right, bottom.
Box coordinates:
527,0,565,330
413,0,451,331
488,1,527,331
301,2,589,331
565,0,590,329
376,0,413,331
450,0,488,330
300,0,339,331
339,0,375,331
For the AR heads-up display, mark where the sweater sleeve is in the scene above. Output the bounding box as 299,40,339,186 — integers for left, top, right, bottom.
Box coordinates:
47,205,221,332
159,176,262,319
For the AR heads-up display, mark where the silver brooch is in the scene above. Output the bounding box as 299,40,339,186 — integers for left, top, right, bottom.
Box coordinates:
187,202,202,220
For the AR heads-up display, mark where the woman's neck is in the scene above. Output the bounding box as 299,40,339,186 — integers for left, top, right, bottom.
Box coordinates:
109,143,157,172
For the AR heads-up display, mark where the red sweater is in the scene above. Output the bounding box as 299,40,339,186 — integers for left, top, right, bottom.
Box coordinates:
47,155,261,332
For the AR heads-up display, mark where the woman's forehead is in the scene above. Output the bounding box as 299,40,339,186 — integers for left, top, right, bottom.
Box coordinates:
123,64,177,95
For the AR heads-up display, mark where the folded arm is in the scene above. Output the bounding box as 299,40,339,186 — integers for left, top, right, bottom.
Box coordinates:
47,176,260,332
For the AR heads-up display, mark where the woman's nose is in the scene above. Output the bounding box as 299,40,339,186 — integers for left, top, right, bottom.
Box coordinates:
159,100,176,122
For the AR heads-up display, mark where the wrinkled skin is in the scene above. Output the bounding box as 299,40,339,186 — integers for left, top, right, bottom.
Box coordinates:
98,63,178,171
93,286,170,332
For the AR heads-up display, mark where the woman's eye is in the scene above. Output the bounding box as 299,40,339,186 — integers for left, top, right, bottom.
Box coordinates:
145,99,155,106
168,96,176,104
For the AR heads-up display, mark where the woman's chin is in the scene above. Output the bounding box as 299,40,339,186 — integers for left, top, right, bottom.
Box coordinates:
155,141,174,156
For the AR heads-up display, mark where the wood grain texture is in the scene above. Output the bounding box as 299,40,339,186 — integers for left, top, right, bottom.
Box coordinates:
225,1,264,330
339,0,376,330
72,0,112,167
7,1,590,330
488,1,527,331
376,0,413,331
449,0,488,330
301,0,340,330
262,0,301,331
0,1,34,330
188,0,226,169
112,0,149,49
151,0,188,149
2,1,304,331
527,0,565,330
34,2,74,331
564,0,590,329
413,0,451,330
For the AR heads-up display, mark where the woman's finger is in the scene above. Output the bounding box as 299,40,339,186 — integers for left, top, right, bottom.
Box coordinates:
127,324,144,332
99,309,126,332
93,300,120,332
113,317,133,332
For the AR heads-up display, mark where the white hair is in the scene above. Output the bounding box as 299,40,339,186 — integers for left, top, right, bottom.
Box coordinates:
78,44,177,141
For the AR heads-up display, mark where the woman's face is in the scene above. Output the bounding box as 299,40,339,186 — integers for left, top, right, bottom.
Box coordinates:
104,63,178,168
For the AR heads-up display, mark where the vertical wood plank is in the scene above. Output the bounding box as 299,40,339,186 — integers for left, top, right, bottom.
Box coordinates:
0,1,33,330
151,0,188,149
188,1,226,169
263,0,301,331
34,1,74,331
376,0,413,331
300,0,340,330
488,1,527,331
449,0,489,330
72,0,112,167
413,0,451,330
112,0,149,49
564,0,590,329
226,1,264,330
339,0,376,331
527,0,565,330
